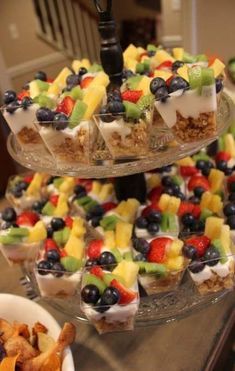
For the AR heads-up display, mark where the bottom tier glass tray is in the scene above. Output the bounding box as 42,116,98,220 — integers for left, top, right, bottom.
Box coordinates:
22,266,231,327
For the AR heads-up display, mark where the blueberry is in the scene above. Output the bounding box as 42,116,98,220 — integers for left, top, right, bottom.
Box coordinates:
75,191,87,200
172,60,184,72
51,218,65,231
162,176,174,187
107,101,125,114
188,196,200,204
91,216,102,227
1,207,17,222
21,97,33,110
182,244,198,259
135,216,148,229
172,184,180,193
223,203,235,217
134,253,147,262
99,287,120,306
81,284,100,304
0,343,6,362
89,204,104,217
1,221,18,230
95,298,110,313
203,246,220,266
177,191,186,201
147,50,156,57
36,107,54,123
147,222,159,235
169,77,189,93
32,200,44,213
11,186,23,198
99,105,114,123
35,71,47,81
216,160,227,172
52,113,68,130
181,213,195,227
226,215,235,229
78,67,88,76
224,167,233,176
66,74,80,86
6,101,19,114
122,69,134,79
189,260,205,273
133,238,150,255
46,225,54,238
194,186,205,198
201,162,214,177
3,90,17,104
85,258,99,268
193,219,205,232
229,182,235,193
147,210,162,224
215,78,223,94
99,251,116,268
150,77,166,95
18,181,29,191
164,186,174,196
228,192,235,202
37,260,53,275
74,184,86,196
46,249,60,262
51,262,65,277
155,87,169,102
196,160,207,170
107,90,122,103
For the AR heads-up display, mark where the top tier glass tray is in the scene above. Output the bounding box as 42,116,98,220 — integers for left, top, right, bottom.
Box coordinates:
7,93,234,178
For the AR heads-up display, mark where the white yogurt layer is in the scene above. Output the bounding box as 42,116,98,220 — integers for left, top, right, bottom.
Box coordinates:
100,118,131,141
155,85,217,128
3,104,40,134
190,256,234,284
35,270,81,297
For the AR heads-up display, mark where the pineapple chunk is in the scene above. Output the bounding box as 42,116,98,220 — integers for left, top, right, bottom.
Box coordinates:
120,199,140,223
59,177,75,194
26,173,44,196
167,239,183,258
205,217,224,240
220,225,232,254
112,260,139,288
115,201,126,215
53,67,71,89
208,169,224,193
89,71,109,88
208,195,223,213
81,58,91,69
166,256,184,272
91,181,102,196
72,60,82,74
104,231,116,249
153,70,172,81
200,191,213,209
98,184,114,202
172,47,184,60
158,194,171,211
83,86,105,120
166,196,181,214
176,156,194,166
137,46,146,55
125,58,138,72
27,221,47,243
210,58,225,78
123,44,139,61
115,222,133,248
153,50,175,65
137,75,151,95
178,65,189,82
47,82,60,96
147,174,161,191
224,133,235,157
71,217,86,238
64,235,84,260
54,194,69,217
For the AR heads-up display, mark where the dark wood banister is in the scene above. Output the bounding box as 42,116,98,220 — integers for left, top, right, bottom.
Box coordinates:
72,0,98,21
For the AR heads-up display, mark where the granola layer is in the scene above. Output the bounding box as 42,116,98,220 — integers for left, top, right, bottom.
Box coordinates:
92,316,134,334
139,271,184,295
195,264,234,295
17,127,42,145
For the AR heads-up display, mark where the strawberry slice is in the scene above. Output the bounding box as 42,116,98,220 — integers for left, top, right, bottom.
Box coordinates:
148,237,172,263
90,266,104,278
180,166,199,177
178,202,195,217
87,240,103,259
188,175,210,192
166,75,174,86
110,279,137,304
141,204,161,217
65,216,73,229
44,238,59,252
80,76,94,89
227,175,235,192
56,96,75,116
215,151,231,162
139,52,148,60
17,211,39,226
148,186,163,204
60,249,67,257
17,90,30,101
192,204,201,219
186,235,210,257
102,202,117,212
49,195,59,207
47,78,54,83
23,175,34,183
77,179,92,192
156,60,173,70
121,90,143,103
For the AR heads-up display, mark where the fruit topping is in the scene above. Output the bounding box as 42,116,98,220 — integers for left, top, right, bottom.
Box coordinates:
1,207,17,222
203,246,220,266
110,279,137,304
188,260,205,273
186,235,210,257
81,284,100,304
168,76,189,93
99,251,117,268
148,237,172,263
16,211,39,226
87,240,103,259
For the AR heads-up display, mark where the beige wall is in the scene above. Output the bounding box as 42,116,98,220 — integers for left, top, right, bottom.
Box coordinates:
161,0,182,36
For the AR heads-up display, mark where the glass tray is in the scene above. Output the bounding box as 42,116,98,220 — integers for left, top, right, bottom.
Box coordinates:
7,93,234,179
22,266,231,327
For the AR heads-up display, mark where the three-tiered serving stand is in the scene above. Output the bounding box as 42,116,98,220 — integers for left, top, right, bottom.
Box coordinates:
6,0,235,326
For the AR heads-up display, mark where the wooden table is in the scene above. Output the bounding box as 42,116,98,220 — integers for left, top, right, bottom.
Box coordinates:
0,254,234,371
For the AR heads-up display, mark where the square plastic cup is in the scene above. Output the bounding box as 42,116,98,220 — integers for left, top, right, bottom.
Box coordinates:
35,119,98,167
0,240,42,266
94,109,153,160
1,104,48,152
187,254,235,295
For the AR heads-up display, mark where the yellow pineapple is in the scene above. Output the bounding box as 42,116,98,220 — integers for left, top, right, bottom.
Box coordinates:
115,201,126,215
115,222,133,248
27,221,47,243
120,199,140,223
89,71,109,89
210,58,225,78
81,58,91,69
137,46,146,55
91,181,102,196
166,196,180,214
125,58,138,72
178,65,189,81
53,67,71,89
54,194,69,217
208,195,223,213
104,231,116,249
153,50,175,65
147,174,161,191
176,156,194,166
112,260,139,288
71,217,86,238
205,217,224,240
208,169,224,193
98,184,114,202
220,225,232,254
47,82,60,97
64,235,84,260
59,177,75,195
123,44,139,61
26,173,44,196
172,47,184,60
158,194,171,211
224,134,235,157
166,256,184,272
72,60,82,74
200,191,212,209
167,239,183,258
137,75,151,95
153,70,172,81
83,86,106,120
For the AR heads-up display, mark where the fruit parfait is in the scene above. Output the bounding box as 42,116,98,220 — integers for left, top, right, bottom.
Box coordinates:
34,216,87,297
40,193,70,225
5,173,47,211
185,217,235,295
154,65,221,143
94,86,153,159
44,176,76,197
133,236,186,295
80,260,139,334
0,208,46,265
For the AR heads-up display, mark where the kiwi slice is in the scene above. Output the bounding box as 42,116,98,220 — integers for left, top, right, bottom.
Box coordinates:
61,256,82,272
200,208,213,222
196,54,208,62
62,227,71,245
137,94,154,111
218,136,225,151
69,101,88,129
103,273,125,286
53,230,63,246
89,63,103,73
110,248,122,263
167,214,178,233
212,239,228,264
0,235,22,245
193,152,210,162
83,273,106,294
42,202,55,216
126,75,142,90
53,177,64,189
100,215,120,231
201,68,215,86
76,196,93,207
123,251,133,261
143,59,150,72
183,52,197,63
36,79,49,92
147,44,157,52
84,200,98,213
188,66,202,90
123,101,141,120
136,63,145,74
161,213,168,232
144,262,168,276
8,227,29,237
171,175,183,186
33,94,55,109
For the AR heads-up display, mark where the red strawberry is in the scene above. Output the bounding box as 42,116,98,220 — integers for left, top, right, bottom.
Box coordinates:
180,166,199,177
47,78,54,83
166,75,174,86
139,52,148,60
192,204,201,219
215,151,231,163
178,202,195,217
121,90,143,103
17,90,30,101
56,96,75,116
102,202,117,212
80,76,94,89
148,237,172,263
49,195,59,206
149,72,154,78
110,279,137,304
148,186,163,204
87,240,103,259
188,175,210,192
77,179,92,192
186,235,210,257
44,239,59,252
156,60,173,70
23,175,34,183
227,175,235,192
65,216,73,228
141,204,161,217
90,266,104,278
60,249,67,257
17,211,39,226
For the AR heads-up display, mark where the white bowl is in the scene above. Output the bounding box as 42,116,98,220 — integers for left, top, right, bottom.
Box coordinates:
0,293,75,371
